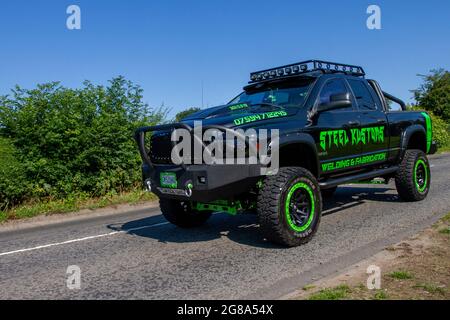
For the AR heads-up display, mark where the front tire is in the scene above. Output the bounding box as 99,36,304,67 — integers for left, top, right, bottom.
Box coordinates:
159,199,212,228
257,167,322,247
395,149,431,201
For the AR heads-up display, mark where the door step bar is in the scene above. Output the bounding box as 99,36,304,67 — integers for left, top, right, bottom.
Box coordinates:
319,166,398,189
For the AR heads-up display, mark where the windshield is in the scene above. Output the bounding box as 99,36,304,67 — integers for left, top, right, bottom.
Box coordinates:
183,79,314,121
230,79,314,109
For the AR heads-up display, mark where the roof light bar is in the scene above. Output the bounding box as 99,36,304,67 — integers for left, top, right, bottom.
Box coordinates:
249,59,366,83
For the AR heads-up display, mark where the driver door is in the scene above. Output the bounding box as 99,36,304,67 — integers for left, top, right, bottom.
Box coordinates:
310,78,361,175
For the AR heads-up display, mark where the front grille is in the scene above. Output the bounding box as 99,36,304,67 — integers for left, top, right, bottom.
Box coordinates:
148,130,251,165
149,131,173,164
149,130,203,165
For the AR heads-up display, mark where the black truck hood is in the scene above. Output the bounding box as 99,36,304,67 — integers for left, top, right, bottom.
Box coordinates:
180,103,297,128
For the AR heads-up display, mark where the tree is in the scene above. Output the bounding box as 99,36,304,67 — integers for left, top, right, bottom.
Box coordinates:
174,107,201,122
412,69,450,122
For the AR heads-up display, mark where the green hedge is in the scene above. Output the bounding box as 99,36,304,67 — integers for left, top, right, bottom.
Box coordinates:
0,137,28,209
408,105,450,148
0,77,166,209
429,112,450,148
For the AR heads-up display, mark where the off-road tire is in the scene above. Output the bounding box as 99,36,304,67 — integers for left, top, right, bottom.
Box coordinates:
395,149,430,201
160,199,212,228
321,186,337,199
257,167,322,247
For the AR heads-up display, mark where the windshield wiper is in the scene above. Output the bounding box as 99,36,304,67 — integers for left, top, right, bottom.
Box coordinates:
250,102,285,110
204,102,284,119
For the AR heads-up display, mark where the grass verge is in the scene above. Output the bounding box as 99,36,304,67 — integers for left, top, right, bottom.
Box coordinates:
437,143,450,154
388,270,413,280
308,285,351,300
0,189,157,223
296,212,450,300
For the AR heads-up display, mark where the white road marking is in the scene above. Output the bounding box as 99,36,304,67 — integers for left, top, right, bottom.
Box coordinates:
0,221,169,257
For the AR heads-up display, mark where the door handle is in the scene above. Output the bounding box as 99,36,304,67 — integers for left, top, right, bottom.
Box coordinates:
347,120,361,127
376,118,386,124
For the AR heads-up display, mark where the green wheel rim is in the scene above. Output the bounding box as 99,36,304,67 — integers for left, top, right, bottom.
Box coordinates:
285,182,315,232
414,159,428,193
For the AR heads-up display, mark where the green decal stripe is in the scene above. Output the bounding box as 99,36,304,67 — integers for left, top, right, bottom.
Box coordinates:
285,182,315,232
414,159,428,193
421,112,432,153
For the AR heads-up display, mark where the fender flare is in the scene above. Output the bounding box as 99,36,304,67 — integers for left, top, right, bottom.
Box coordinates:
399,124,426,159
271,132,320,177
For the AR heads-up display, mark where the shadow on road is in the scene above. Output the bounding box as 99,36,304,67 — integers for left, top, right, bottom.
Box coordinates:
322,185,399,216
108,213,278,249
108,185,398,248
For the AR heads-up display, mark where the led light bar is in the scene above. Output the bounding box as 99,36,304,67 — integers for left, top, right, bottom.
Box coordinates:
249,60,365,83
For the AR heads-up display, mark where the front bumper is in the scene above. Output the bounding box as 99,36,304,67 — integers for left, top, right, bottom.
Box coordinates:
142,163,262,202
135,123,263,202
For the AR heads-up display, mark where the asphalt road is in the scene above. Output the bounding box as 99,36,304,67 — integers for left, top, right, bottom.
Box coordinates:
1,154,449,300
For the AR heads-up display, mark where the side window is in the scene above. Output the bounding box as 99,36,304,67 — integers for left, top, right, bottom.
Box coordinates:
318,79,353,111
348,79,377,111
385,98,403,111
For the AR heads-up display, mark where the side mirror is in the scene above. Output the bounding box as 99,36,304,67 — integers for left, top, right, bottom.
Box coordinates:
317,92,352,113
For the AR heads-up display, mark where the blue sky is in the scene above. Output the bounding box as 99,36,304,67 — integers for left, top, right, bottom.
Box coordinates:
1,0,449,117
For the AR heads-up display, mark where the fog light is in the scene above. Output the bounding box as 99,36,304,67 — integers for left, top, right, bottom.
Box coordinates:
198,176,207,184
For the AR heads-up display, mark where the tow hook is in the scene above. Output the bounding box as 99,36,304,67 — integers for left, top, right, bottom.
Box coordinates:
185,182,193,197
144,179,152,192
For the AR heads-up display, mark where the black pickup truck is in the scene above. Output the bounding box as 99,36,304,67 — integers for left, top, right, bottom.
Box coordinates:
135,60,436,247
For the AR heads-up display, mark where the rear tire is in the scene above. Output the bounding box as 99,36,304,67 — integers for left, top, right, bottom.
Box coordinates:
257,167,322,247
159,199,212,228
395,149,430,201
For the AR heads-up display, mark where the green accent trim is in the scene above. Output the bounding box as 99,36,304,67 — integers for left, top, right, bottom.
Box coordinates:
421,112,432,153
160,172,177,189
194,200,244,215
285,182,315,232
414,159,428,193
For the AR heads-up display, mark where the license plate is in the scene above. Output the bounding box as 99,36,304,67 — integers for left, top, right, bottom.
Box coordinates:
160,172,177,188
